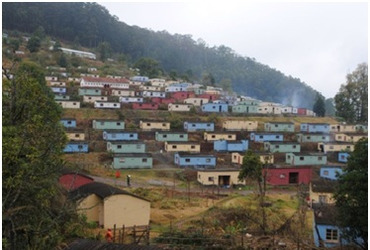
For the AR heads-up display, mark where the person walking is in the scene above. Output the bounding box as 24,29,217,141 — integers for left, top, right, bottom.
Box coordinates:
105,228,113,243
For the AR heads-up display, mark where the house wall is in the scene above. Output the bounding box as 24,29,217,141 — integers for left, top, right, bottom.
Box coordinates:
57,101,80,109
155,132,188,142
184,98,209,106
338,152,350,163
168,103,193,112
222,120,258,131
184,122,214,132
83,96,108,103
214,140,248,152
174,154,216,168
111,89,136,97
54,95,70,100
107,142,146,153
264,142,301,153
63,143,88,153
78,88,102,96
103,132,138,141
104,195,150,228
201,103,228,112
119,97,143,103
164,142,200,152
264,123,295,132
93,120,125,130
94,102,121,109
231,153,274,165
140,121,170,131
335,133,367,143
300,123,330,133
197,171,246,186
132,103,159,110
250,133,283,142
330,124,357,133
204,132,236,141
264,168,312,185
61,119,76,128
296,133,331,143
113,155,153,169
320,167,343,180
313,223,342,248
286,153,327,165
66,132,85,141
77,194,102,225
318,143,354,153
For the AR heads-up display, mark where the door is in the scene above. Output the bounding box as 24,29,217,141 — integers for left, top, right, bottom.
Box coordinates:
218,175,231,187
289,172,299,184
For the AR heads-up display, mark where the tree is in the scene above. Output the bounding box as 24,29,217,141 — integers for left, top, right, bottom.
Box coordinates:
26,35,41,53
313,93,326,117
238,150,268,234
134,57,162,78
325,98,336,116
334,63,368,123
2,61,78,249
333,138,368,249
53,40,61,51
98,41,112,62
57,53,68,67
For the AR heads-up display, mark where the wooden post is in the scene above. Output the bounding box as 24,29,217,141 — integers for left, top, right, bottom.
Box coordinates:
113,224,116,243
146,225,150,245
118,229,121,244
122,224,125,243
133,225,136,244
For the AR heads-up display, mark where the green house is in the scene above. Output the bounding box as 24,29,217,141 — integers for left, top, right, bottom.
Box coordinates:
231,104,259,114
286,152,327,165
296,133,331,143
107,141,146,153
112,153,153,169
78,88,102,96
264,122,295,132
264,141,301,153
92,119,125,130
155,131,188,142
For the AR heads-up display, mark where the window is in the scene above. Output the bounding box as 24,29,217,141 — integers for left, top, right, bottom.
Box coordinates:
212,135,216,138
276,135,280,139
318,157,322,161
287,155,291,159
208,177,214,182
100,121,104,125
100,103,104,107
172,145,177,149
179,135,184,138
259,135,264,139
329,146,334,149
206,158,211,163
228,135,232,138
75,134,80,137
117,145,122,149
323,170,329,176
275,145,280,148
299,157,304,161
307,136,311,139
185,158,190,162
119,158,125,163
325,229,338,242
117,122,121,126
322,137,326,139
67,121,72,124
136,145,141,149
142,158,148,163
77,145,83,149
207,124,211,127
129,134,134,138
191,145,195,149
162,123,167,127
163,135,167,138
113,104,117,107
73,102,77,105
147,123,151,126
293,145,297,148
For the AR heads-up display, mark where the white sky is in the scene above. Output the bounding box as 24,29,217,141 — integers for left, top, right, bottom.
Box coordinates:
100,1,368,98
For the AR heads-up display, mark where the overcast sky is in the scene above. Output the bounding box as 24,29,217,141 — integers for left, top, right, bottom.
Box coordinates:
101,1,368,98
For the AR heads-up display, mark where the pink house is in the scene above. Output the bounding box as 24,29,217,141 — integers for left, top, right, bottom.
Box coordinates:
297,108,307,116
198,93,219,101
132,102,159,110
263,166,312,185
171,91,195,101
151,97,175,105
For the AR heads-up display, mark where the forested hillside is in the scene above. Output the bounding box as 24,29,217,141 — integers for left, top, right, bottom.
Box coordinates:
3,2,319,108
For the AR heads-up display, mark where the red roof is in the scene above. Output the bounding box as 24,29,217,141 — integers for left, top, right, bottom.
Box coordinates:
82,76,130,84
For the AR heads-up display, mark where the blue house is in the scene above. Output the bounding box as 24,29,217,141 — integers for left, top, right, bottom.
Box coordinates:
264,122,295,132
112,153,153,169
174,153,216,169
201,103,228,113
60,118,77,128
131,76,149,82
300,123,330,133
63,141,88,153
214,140,248,152
103,131,138,141
313,204,363,248
92,119,125,130
250,132,284,142
338,152,350,163
165,82,191,92
320,167,343,180
51,87,67,94
184,121,215,132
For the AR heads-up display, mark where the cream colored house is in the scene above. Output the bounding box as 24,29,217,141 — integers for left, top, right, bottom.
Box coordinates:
222,120,258,131
140,120,170,131
309,180,337,205
66,131,85,141
330,124,357,133
71,182,150,229
49,81,66,87
197,170,246,186
335,133,367,143
57,101,80,109
231,152,274,165
318,142,354,153
184,97,209,106
140,85,162,91
204,132,236,141
111,89,136,97
83,95,108,103
168,103,193,112
257,102,282,115
164,141,200,152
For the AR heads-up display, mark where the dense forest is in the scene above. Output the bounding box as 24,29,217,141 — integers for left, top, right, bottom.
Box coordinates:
3,2,320,108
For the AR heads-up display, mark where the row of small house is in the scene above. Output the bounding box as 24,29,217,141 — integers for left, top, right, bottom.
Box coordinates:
47,75,317,115
61,118,366,169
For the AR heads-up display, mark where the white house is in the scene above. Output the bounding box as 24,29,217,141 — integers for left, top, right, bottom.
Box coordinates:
83,96,108,103
60,47,96,60
168,103,193,112
80,77,130,89
119,96,144,103
142,91,166,98
57,101,80,109
94,101,121,109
